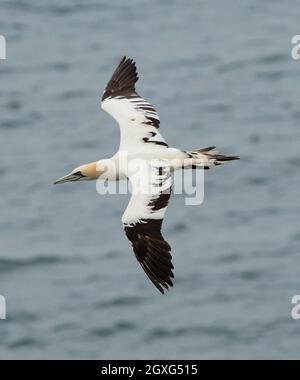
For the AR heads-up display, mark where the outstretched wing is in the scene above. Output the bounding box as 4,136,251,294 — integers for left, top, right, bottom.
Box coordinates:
122,160,173,294
101,56,168,152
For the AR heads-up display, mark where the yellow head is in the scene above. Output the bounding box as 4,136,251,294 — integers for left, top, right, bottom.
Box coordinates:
54,161,103,184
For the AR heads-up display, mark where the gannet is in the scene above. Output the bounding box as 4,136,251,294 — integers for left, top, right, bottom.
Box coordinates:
54,56,239,294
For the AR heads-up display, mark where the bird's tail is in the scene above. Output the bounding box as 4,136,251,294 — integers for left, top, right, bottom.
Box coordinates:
184,146,240,169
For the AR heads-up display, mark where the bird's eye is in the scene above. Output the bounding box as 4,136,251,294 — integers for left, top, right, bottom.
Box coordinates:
73,171,84,177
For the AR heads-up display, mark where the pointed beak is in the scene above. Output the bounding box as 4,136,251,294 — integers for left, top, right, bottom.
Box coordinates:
53,173,82,185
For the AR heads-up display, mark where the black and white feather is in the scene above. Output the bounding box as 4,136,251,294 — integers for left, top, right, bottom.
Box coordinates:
122,160,173,294
101,56,168,152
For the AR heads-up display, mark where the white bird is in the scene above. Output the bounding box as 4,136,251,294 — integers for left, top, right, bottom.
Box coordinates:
54,56,239,294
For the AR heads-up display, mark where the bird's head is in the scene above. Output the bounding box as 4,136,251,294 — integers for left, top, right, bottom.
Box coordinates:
54,161,102,184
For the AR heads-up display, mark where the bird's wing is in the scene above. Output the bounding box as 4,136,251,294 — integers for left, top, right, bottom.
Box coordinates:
122,159,173,294
101,56,168,152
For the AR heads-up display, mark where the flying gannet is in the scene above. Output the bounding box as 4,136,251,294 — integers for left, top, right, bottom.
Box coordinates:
54,56,239,294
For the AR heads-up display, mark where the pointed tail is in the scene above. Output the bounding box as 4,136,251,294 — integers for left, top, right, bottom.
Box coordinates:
185,146,240,169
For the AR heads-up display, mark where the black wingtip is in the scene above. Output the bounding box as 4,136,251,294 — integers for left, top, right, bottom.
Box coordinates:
102,56,139,101
152,277,173,295
124,220,174,295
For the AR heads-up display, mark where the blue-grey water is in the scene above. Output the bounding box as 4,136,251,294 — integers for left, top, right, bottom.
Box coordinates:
0,0,300,359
